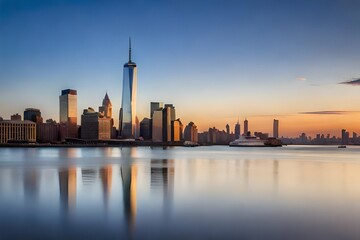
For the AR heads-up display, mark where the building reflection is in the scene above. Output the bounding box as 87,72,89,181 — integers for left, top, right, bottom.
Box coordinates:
59,167,77,213
100,165,113,206
273,160,279,193
121,163,138,235
23,169,39,202
151,159,174,215
81,168,97,186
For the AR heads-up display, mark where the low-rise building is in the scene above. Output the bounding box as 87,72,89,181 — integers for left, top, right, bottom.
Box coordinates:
0,120,36,143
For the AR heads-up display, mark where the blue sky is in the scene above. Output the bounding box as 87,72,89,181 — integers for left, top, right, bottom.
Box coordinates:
1,0,360,136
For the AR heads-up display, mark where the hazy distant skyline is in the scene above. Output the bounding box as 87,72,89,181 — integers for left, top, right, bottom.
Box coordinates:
1,0,360,137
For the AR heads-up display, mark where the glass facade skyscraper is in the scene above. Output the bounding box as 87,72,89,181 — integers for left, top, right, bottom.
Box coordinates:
59,89,77,140
119,38,137,139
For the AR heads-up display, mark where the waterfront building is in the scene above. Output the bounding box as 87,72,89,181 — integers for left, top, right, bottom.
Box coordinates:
140,118,152,140
184,122,198,143
150,102,163,118
11,113,21,121
273,119,279,138
81,108,111,140
341,129,349,145
226,124,230,135
24,108,43,123
234,121,240,139
119,38,137,139
0,120,36,143
36,119,60,143
152,109,163,142
243,119,248,136
208,127,217,144
59,89,78,140
172,119,183,142
164,104,176,121
162,106,172,142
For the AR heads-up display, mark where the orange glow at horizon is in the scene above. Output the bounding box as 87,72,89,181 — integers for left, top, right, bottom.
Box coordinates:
185,113,360,138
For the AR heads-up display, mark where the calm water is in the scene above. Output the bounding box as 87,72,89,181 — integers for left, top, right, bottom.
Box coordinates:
1,146,360,239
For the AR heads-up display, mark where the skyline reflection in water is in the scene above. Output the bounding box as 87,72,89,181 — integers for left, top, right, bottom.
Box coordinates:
1,146,360,239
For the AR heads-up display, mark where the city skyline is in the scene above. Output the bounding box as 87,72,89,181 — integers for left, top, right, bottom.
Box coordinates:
1,0,360,137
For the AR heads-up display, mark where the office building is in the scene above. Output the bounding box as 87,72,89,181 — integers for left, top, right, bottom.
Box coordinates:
81,108,111,140
59,89,78,140
36,119,59,143
243,119,248,136
341,129,349,145
184,122,198,143
119,38,137,139
162,106,172,142
234,121,240,138
150,102,163,118
172,119,183,142
11,114,21,121
226,124,230,134
24,108,43,123
140,118,152,140
99,92,113,119
152,109,163,142
273,119,279,138
0,120,36,143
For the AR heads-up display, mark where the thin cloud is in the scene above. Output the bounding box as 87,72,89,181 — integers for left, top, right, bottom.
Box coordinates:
299,111,358,115
339,78,360,85
296,77,306,81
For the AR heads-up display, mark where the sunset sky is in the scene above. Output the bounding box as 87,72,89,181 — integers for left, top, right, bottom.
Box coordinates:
1,0,360,137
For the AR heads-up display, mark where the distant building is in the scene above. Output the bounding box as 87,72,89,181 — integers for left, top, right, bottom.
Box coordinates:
119,38,137,139
254,132,269,140
81,108,111,140
172,119,183,142
184,122,198,143
11,113,21,121
152,109,163,142
234,121,240,139
162,106,172,142
341,129,349,145
243,119,248,136
164,104,176,121
99,92,113,119
208,127,217,144
36,120,59,143
140,118,152,140
226,124,230,135
59,89,78,140
150,102,163,118
273,119,279,138
24,108,43,123
0,120,36,143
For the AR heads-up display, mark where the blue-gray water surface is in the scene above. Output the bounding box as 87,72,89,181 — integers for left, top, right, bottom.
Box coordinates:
1,145,360,239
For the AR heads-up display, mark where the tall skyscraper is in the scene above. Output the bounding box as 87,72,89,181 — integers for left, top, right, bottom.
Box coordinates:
273,119,279,138
152,109,163,142
59,89,78,140
234,121,240,138
150,102,163,118
226,124,230,135
243,118,248,136
119,38,137,139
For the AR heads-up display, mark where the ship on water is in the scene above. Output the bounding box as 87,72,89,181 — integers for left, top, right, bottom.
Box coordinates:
229,135,282,147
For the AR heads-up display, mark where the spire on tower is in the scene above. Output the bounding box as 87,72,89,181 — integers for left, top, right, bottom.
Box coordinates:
129,36,132,62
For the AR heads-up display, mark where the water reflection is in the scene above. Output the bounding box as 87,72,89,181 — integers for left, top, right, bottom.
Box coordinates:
23,169,39,202
2,146,360,239
121,164,137,235
100,165,113,206
151,159,174,215
58,167,77,213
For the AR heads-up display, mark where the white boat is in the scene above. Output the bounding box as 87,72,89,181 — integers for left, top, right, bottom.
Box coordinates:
229,135,266,147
